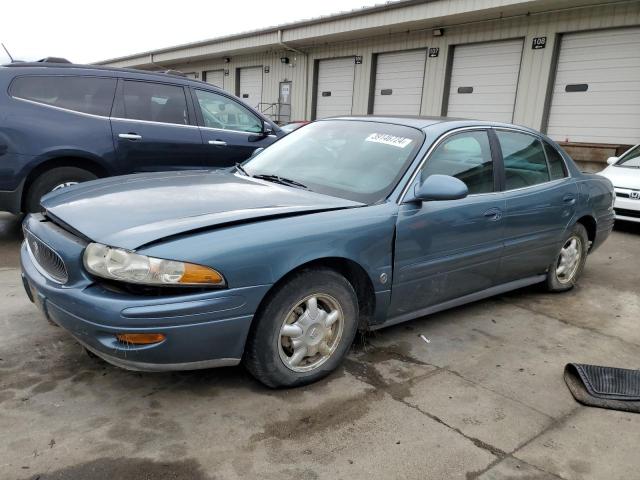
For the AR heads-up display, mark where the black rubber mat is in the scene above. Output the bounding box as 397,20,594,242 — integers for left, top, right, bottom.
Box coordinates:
564,363,640,413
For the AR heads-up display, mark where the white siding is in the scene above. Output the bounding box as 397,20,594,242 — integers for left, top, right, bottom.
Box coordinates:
238,66,263,109
373,50,426,116
547,27,640,145
315,58,355,119
446,39,523,122
204,69,224,89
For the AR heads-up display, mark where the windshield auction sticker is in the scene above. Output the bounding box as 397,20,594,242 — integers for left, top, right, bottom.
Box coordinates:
365,133,413,148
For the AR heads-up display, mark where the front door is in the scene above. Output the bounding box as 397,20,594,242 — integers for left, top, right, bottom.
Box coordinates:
111,79,203,172
389,129,505,318
192,88,277,167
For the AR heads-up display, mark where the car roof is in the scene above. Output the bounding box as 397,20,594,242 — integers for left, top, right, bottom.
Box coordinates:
1,61,216,89
326,115,541,135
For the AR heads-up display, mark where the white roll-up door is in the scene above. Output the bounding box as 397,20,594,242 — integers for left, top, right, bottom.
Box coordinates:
238,66,263,109
547,27,640,145
446,39,524,122
315,58,355,119
373,50,426,116
205,70,224,89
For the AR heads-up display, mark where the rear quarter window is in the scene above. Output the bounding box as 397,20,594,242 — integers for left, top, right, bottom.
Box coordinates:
10,75,116,116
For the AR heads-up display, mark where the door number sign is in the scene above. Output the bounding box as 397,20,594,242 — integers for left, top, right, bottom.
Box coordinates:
532,37,547,49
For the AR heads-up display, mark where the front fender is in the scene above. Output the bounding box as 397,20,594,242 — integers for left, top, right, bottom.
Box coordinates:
141,203,399,293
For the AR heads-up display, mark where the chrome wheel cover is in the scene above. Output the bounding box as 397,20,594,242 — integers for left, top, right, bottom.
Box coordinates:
556,236,582,284
51,182,78,192
278,294,344,373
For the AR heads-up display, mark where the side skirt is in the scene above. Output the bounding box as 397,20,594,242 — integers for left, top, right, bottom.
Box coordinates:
371,274,546,331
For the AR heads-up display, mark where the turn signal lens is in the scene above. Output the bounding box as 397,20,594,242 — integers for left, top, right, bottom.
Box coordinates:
180,262,225,285
116,333,166,345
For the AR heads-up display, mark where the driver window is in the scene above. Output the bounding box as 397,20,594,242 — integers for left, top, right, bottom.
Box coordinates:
420,131,494,195
195,89,262,133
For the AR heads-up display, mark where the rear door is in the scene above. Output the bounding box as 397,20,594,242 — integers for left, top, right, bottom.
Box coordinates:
111,79,203,172
390,129,505,317
496,129,578,283
192,88,277,167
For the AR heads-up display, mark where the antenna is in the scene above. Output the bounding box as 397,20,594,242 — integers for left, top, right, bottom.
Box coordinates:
1,43,14,62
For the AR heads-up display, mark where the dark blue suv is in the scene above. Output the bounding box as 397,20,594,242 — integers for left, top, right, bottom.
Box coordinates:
0,61,283,213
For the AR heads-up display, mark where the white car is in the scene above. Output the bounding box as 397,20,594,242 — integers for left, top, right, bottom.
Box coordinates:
598,144,640,223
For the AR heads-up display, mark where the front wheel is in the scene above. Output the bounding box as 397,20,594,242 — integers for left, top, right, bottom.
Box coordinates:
244,269,358,388
545,223,589,292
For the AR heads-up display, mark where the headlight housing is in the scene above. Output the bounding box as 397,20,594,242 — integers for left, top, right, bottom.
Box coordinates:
83,243,225,287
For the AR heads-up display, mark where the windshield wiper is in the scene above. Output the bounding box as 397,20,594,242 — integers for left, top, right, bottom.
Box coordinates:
235,162,250,176
253,174,308,189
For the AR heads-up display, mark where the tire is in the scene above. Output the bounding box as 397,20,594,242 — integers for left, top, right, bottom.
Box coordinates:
24,167,98,213
545,223,589,292
244,268,359,388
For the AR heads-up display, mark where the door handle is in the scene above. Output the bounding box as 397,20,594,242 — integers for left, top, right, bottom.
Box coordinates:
483,208,503,221
118,133,142,140
208,140,227,146
563,194,576,205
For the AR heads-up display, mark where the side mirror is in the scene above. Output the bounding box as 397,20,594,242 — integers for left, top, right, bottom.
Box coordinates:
413,174,468,202
250,147,264,158
606,156,618,165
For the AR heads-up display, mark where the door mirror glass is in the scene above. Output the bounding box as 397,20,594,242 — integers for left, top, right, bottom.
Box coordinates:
414,174,468,202
607,156,618,165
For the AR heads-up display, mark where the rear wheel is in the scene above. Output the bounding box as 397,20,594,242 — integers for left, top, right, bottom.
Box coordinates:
244,269,358,388
24,167,97,213
545,223,589,292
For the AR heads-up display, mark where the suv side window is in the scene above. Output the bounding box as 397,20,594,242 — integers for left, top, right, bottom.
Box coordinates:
194,89,263,133
420,131,494,195
497,131,550,190
10,75,116,116
543,141,568,180
120,80,189,125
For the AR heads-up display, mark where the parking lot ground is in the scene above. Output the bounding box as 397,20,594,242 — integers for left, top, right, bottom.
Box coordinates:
1,212,639,480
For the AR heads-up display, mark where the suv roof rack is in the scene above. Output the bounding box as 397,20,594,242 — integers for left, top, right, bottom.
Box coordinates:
37,57,71,64
162,69,187,77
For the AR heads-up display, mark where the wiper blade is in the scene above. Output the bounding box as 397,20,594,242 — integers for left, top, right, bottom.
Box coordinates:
235,162,250,176
253,174,308,189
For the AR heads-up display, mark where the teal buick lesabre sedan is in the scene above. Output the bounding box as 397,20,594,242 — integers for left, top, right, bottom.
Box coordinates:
21,117,615,387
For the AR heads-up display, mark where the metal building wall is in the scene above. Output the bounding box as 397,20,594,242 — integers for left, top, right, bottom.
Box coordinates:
164,1,640,132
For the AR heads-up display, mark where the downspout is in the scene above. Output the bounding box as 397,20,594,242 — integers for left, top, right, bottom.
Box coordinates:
278,29,308,120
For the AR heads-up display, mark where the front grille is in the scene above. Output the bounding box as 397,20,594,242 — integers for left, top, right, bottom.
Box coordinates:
614,208,640,219
24,230,68,284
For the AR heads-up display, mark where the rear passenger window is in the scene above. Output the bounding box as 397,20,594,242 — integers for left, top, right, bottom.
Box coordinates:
10,75,116,116
120,81,188,125
543,141,568,180
497,131,550,190
421,131,494,195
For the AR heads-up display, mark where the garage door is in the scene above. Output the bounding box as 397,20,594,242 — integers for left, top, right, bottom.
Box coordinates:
373,50,426,116
315,58,355,119
204,70,224,89
446,39,524,122
547,27,640,145
238,66,263,109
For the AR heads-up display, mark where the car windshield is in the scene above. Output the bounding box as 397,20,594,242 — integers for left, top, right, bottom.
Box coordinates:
243,120,424,203
617,145,640,168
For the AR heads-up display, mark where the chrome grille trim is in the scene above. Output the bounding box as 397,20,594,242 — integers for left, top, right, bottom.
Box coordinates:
24,230,69,284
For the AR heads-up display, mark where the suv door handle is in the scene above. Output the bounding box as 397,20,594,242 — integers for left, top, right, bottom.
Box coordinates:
208,140,227,146
563,194,576,205
118,133,142,141
483,208,503,221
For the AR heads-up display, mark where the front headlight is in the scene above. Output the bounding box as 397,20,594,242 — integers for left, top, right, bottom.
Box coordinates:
83,243,225,287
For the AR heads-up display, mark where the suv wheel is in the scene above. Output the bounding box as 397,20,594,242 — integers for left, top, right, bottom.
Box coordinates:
244,268,359,388
25,167,97,213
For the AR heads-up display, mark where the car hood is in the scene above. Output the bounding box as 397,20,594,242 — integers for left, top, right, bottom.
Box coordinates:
599,166,640,190
41,170,363,250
